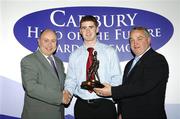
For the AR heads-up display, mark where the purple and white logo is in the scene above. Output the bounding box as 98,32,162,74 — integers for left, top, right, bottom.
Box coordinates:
13,7,174,62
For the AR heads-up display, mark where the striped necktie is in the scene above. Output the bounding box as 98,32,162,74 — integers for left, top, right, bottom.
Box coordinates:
48,56,59,78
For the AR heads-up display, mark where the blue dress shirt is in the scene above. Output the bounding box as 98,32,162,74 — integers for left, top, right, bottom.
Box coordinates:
65,41,122,100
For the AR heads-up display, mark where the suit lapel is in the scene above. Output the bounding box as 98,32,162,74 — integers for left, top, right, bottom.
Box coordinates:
125,48,154,80
54,56,65,90
54,57,63,80
35,50,60,81
129,59,142,75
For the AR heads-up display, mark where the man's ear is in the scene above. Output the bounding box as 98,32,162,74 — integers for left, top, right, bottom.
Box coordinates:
148,37,151,45
37,39,40,47
96,27,99,35
96,27,99,34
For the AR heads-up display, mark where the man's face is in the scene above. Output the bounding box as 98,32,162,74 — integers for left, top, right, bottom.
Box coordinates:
80,21,99,43
129,30,151,56
38,30,57,56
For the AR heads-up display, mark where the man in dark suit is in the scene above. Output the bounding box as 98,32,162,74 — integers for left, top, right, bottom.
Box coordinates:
94,26,169,119
21,29,65,119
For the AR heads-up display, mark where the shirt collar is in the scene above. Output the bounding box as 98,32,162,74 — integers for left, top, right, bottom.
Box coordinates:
83,40,100,50
38,48,54,60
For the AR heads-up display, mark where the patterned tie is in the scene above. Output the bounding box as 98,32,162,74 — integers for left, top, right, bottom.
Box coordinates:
47,56,59,78
86,47,94,81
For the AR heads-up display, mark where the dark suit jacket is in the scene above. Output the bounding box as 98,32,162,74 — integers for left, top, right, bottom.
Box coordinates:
112,48,169,119
21,50,65,119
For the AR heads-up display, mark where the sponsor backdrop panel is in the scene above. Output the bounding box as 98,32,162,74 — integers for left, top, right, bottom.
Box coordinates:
0,0,179,119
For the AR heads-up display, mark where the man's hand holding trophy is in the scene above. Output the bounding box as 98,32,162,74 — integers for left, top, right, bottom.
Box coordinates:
81,51,104,92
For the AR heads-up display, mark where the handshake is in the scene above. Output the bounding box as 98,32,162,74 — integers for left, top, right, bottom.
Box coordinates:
62,90,72,105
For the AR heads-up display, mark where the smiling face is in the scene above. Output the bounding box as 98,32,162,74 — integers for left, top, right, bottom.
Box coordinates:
38,29,57,56
129,29,151,56
80,21,99,45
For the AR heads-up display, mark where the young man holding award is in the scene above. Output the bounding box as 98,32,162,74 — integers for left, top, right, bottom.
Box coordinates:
63,15,122,119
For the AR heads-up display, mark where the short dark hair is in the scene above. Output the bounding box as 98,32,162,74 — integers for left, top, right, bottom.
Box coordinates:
80,15,99,28
130,26,150,37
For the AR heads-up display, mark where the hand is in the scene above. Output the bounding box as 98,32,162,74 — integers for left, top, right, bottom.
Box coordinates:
94,83,112,96
118,114,122,119
62,90,72,104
